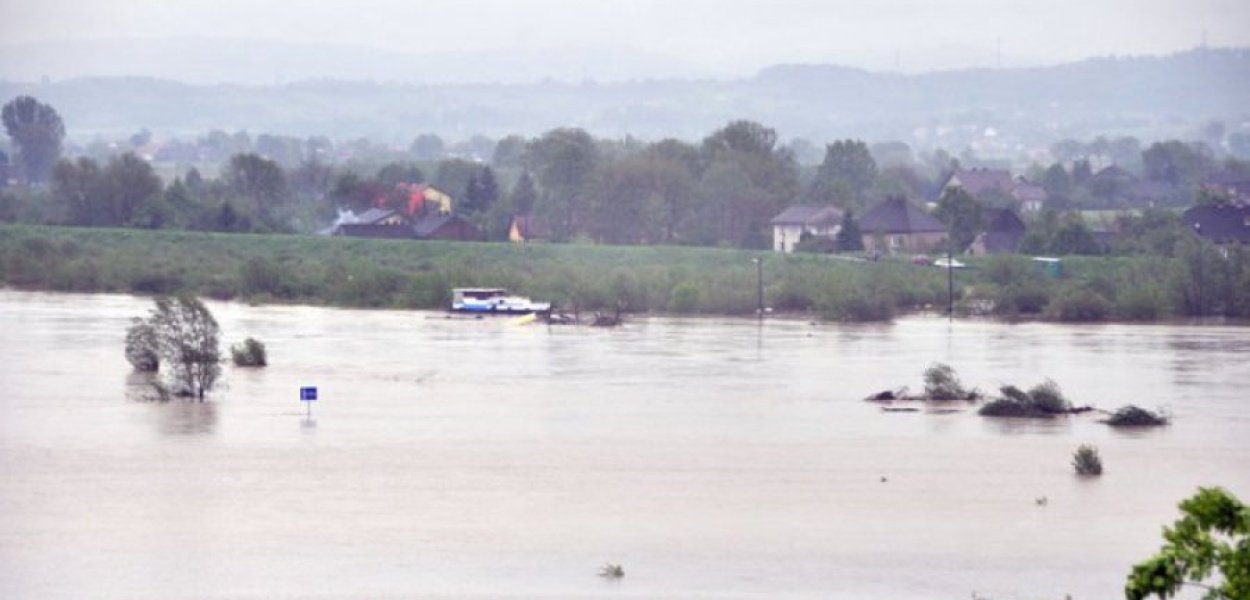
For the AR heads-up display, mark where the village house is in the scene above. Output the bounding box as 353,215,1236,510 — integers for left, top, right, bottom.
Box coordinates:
858,196,947,254
1201,171,1250,205
966,208,1027,255
769,205,843,253
943,167,1048,212
1183,204,1250,246
413,213,479,241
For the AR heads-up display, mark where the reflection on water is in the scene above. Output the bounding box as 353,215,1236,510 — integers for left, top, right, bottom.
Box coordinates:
153,401,218,436
0,290,1248,600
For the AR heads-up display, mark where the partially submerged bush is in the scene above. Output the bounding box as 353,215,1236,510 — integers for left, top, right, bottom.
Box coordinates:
1104,405,1169,427
979,381,1073,418
124,317,160,371
1073,444,1103,476
979,397,1044,417
230,337,268,367
923,363,976,400
1027,379,1072,413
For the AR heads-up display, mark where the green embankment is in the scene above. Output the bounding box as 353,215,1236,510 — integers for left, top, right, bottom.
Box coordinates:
4,225,1245,321
0,225,951,320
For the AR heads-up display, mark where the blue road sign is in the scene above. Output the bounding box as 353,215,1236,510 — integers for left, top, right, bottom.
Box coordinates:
300,387,318,401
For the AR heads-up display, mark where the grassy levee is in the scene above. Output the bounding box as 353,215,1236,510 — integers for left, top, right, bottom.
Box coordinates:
0,225,951,320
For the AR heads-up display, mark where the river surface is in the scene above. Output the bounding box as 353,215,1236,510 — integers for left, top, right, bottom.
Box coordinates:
0,289,1247,600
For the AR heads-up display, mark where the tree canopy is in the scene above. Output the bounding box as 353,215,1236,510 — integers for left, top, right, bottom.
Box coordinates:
1126,487,1249,600
2,95,66,184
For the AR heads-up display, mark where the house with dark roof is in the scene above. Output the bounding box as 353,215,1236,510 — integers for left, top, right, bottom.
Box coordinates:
858,196,947,254
1183,204,1250,245
967,208,1026,255
1201,171,1250,205
1013,177,1047,212
769,205,844,253
326,208,414,238
944,168,1050,211
414,214,479,241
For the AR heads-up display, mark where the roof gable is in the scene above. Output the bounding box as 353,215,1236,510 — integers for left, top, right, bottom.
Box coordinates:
949,168,1014,195
1183,205,1250,243
770,205,843,226
859,197,947,234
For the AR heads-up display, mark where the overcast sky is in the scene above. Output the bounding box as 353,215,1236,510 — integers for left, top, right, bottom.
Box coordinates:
3,0,1248,74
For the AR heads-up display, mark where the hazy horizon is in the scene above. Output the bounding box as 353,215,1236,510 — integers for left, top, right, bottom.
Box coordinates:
2,0,1249,83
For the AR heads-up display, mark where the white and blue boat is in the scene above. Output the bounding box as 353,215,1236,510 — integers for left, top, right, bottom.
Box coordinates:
451,288,551,314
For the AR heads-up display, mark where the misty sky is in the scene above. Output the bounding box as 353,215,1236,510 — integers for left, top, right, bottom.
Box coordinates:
3,0,1249,74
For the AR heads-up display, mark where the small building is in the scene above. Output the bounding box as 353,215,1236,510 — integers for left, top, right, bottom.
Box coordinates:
858,196,947,254
967,208,1027,255
327,208,414,239
414,214,479,241
1183,204,1250,245
769,205,844,253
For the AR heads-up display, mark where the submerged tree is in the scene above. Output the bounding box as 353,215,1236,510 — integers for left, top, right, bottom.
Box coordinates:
137,296,222,400
124,318,160,372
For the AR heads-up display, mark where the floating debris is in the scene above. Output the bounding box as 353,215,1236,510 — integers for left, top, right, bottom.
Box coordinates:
599,563,625,579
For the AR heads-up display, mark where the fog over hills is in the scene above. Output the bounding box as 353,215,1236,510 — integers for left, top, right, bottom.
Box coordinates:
0,38,715,85
1,43,1247,148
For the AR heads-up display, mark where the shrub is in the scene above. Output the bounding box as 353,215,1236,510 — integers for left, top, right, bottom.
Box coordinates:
230,337,268,367
979,398,1042,417
1047,286,1112,322
667,281,701,313
1073,444,1103,476
1104,405,1169,427
978,381,1072,418
1027,379,1071,413
923,363,971,400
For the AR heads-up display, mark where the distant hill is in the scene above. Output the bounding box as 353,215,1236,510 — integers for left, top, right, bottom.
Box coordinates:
1,47,1247,146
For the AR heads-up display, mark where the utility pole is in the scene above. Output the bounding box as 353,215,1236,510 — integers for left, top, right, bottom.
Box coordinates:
947,246,954,322
753,257,764,319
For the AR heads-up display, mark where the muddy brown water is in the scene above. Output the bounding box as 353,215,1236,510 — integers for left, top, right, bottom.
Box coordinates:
1,290,1247,600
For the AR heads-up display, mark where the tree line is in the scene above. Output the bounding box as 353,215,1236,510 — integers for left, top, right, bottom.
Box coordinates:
3,94,1247,254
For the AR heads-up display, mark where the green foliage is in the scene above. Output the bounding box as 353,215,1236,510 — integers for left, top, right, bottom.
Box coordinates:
1073,445,1103,476
1126,487,1249,600
806,139,878,209
933,187,984,252
1046,284,1112,322
230,337,267,367
2,95,65,183
979,380,1071,418
835,210,865,252
1027,379,1072,413
667,281,701,313
124,318,160,372
922,363,972,400
1142,140,1216,187
1104,405,1169,427
140,295,222,400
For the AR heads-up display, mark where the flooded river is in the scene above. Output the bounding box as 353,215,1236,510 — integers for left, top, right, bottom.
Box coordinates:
1,289,1247,600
